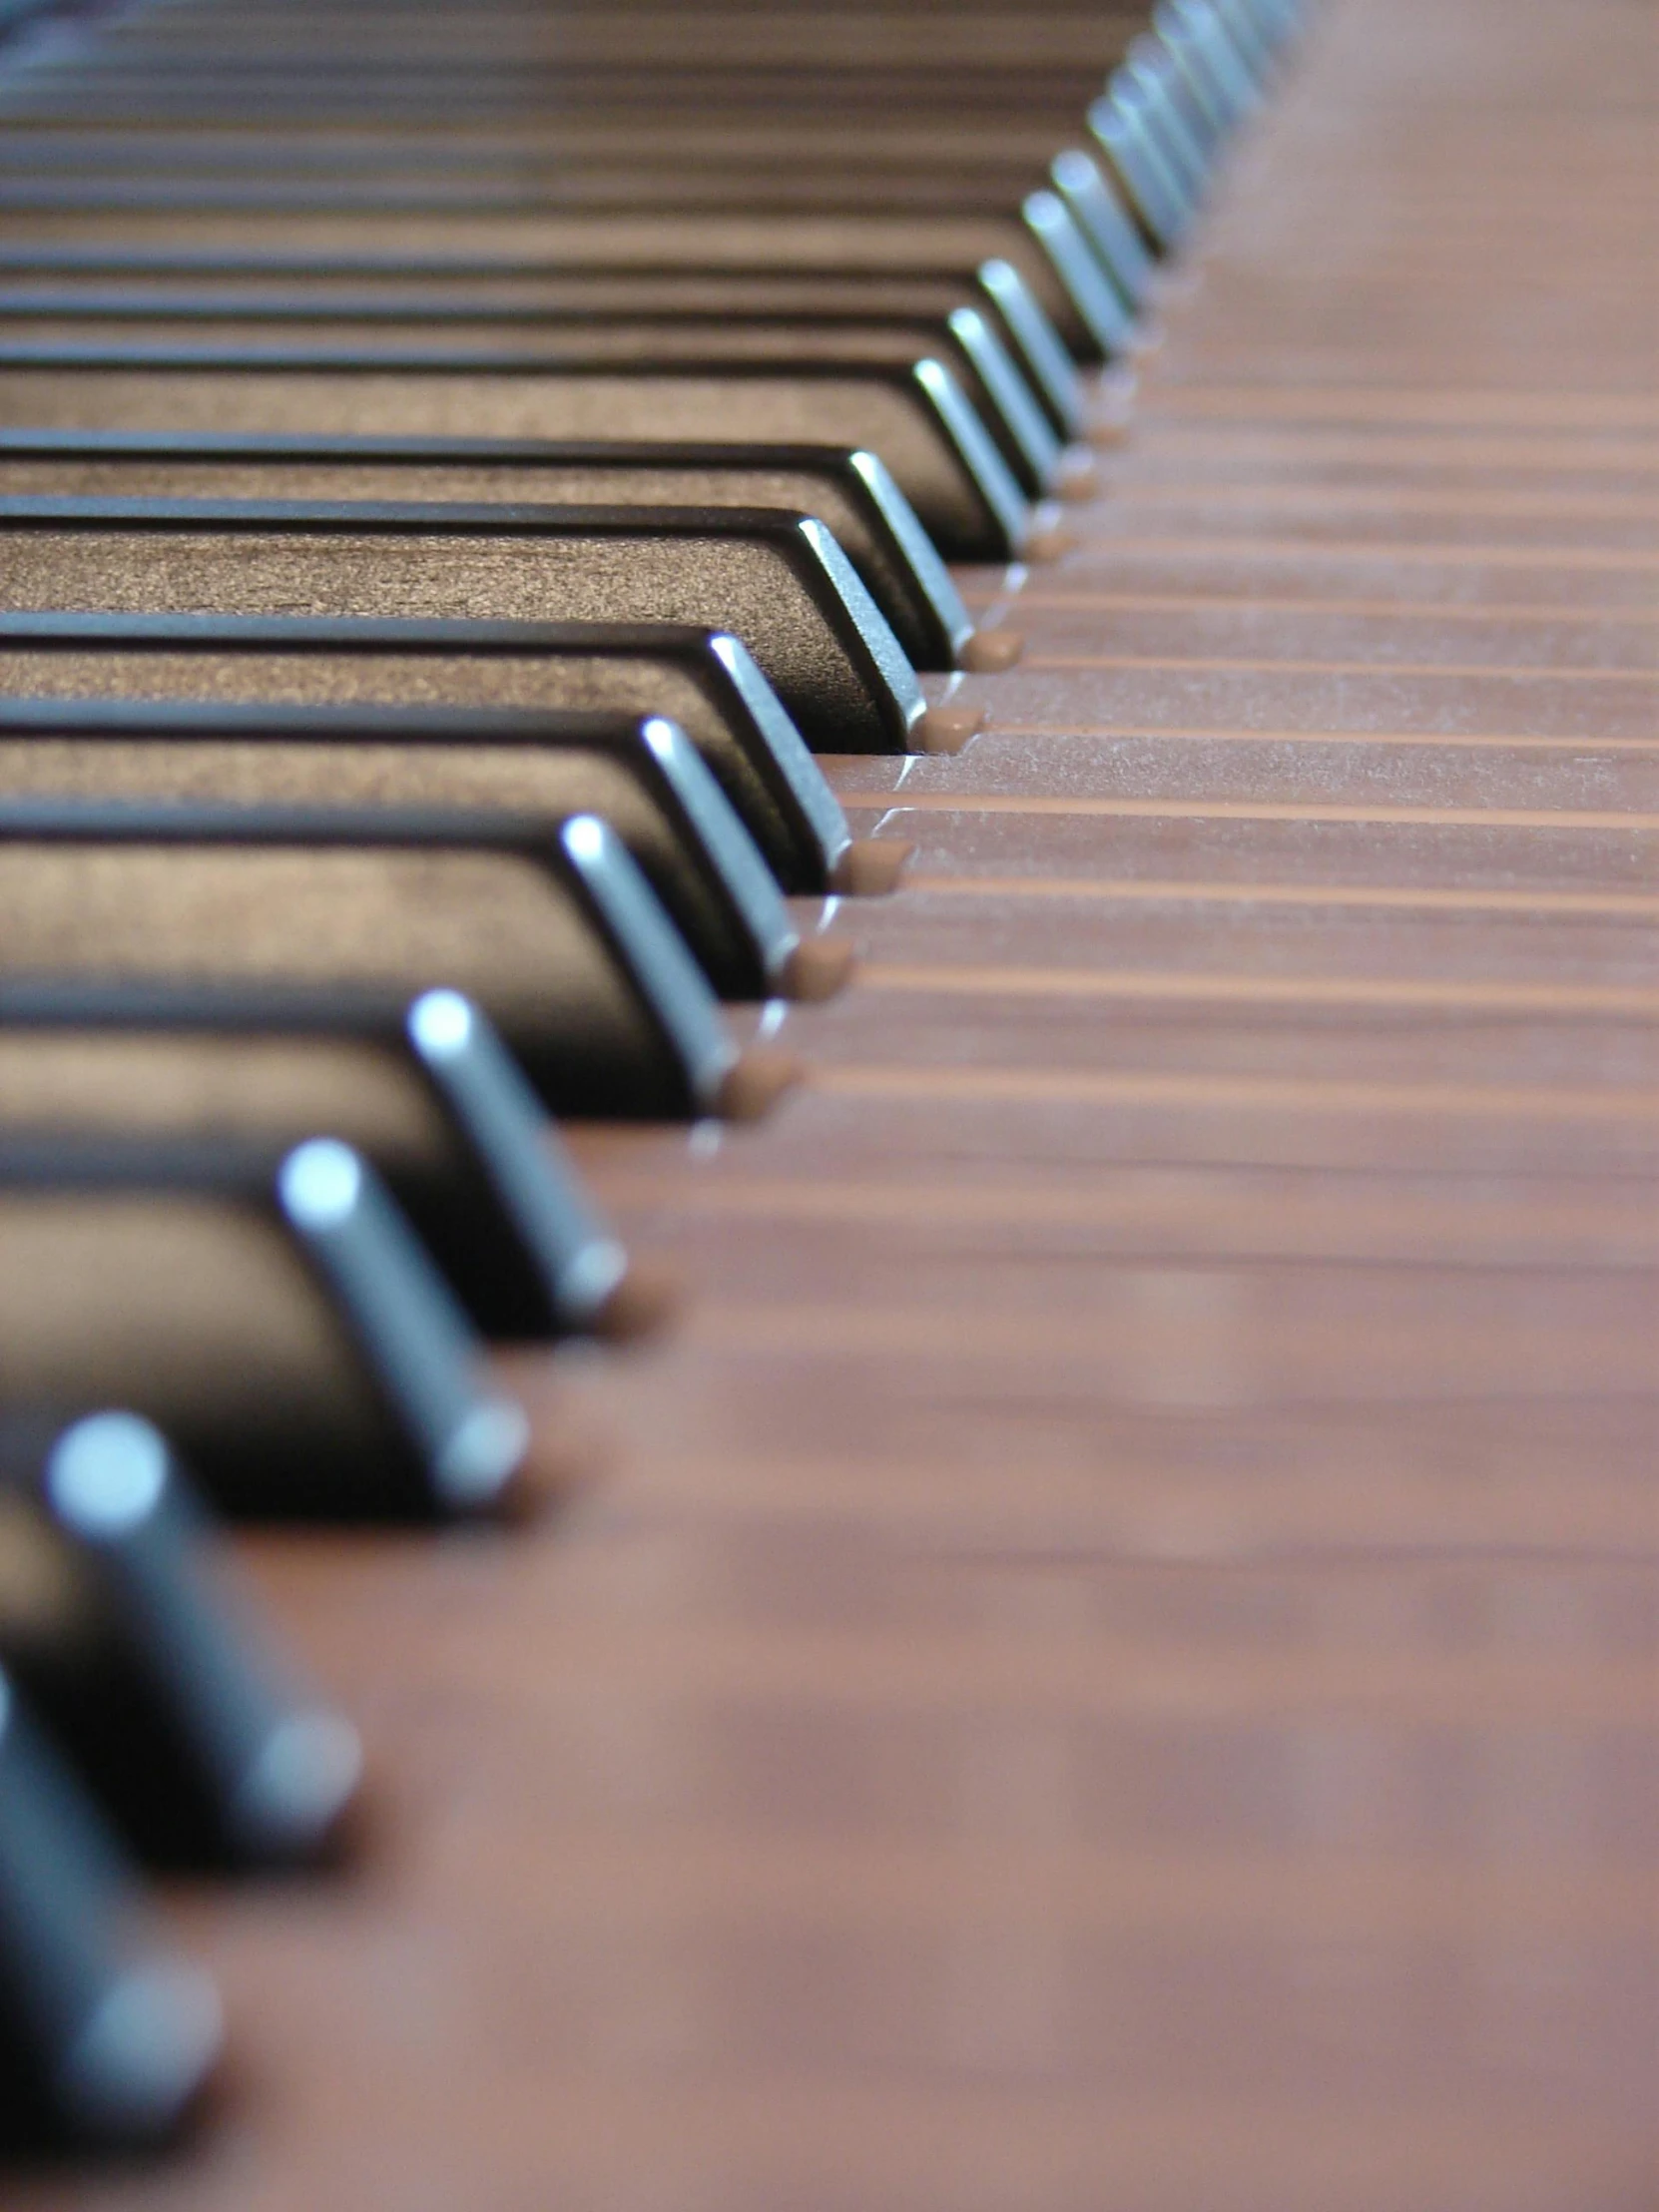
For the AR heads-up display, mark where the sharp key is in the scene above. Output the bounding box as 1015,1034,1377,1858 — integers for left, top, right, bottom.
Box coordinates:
0,185,1137,366
0,1665,222,2149
0,244,1088,440
0,343,1034,563
0,429,984,674
0,294,1068,503
0,1409,362,1868
0,978,665,1343
0,608,874,898
0,1133,535,1520
0,799,788,1122
0,495,945,750
0,696,839,1004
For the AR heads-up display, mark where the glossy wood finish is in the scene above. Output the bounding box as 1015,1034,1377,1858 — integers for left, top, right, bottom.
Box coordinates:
16,0,1657,2204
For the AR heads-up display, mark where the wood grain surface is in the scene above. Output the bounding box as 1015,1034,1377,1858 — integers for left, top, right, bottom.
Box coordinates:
16,0,1658,2205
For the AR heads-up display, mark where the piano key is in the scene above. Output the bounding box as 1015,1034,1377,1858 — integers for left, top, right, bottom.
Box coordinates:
0,494,952,755
0,149,1149,346
0,977,668,1342
0,428,998,673
0,1666,223,2149
0,1133,535,1519
1047,147,1155,313
0,344,1039,575
0,302,1070,502
1086,86,1192,250
0,116,1117,180
0,17,1146,90
1144,10,1227,151
0,1408,363,1868
0,609,886,897
0,198,1132,365
0,36,1157,131
1143,24,1234,160
0,67,1114,127
0,255,1087,445
0,801,790,1122
5,8,1165,78
0,696,843,1006
0,146,1157,359
1118,40,1214,198
0,354,1033,566
1154,0,1262,133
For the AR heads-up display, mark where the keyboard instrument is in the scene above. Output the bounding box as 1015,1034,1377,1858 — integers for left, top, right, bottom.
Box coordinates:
0,0,1653,2202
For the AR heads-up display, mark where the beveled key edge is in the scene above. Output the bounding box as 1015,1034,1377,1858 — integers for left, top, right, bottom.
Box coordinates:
0,1406,365,1868
0,796,780,1123
0,491,936,751
0,1127,534,1520
0,604,866,895
0,971,663,1342
0,693,821,1001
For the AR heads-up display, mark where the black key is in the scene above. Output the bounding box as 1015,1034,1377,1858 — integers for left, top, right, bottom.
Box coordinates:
0,187,1132,362
0,977,670,1342
1155,0,1263,140
0,116,1106,181
0,298,1070,504
1086,87,1192,250
0,799,793,1122
0,1665,223,2148
0,428,1002,675
0,143,1156,357
0,1408,363,1867
0,493,964,754
0,260,1088,443
0,609,893,896
0,1132,535,1519
0,696,849,1004
0,348,1033,565
1117,40,1214,200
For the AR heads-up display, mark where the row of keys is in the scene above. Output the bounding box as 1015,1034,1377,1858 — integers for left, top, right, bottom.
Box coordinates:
0,0,1308,2155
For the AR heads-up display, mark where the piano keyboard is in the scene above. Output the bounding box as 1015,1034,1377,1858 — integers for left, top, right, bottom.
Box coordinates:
2,0,1653,2200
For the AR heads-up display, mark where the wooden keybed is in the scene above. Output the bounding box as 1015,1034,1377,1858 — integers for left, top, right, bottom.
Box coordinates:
4,0,1656,2203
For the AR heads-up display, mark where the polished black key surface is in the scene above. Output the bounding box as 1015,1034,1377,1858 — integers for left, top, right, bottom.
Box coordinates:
0,978,665,1342
0,1663,223,2148
0,697,841,1004
0,1133,533,1519
0,1409,362,1867
0,609,880,894
0,494,942,751
0,799,787,1122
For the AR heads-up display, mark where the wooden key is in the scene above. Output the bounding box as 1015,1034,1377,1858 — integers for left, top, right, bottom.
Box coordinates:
0,610,878,896
0,259,1085,441
0,431,989,672
0,801,785,1121
0,1134,535,1519
0,349,1033,562
0,199,1129,364
0,301,1068,500
0,136,1155,341
0,1408,363,1867
0,495,942,751
0,978,668,1342
0,698,841,1003
0,1665,223,2148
